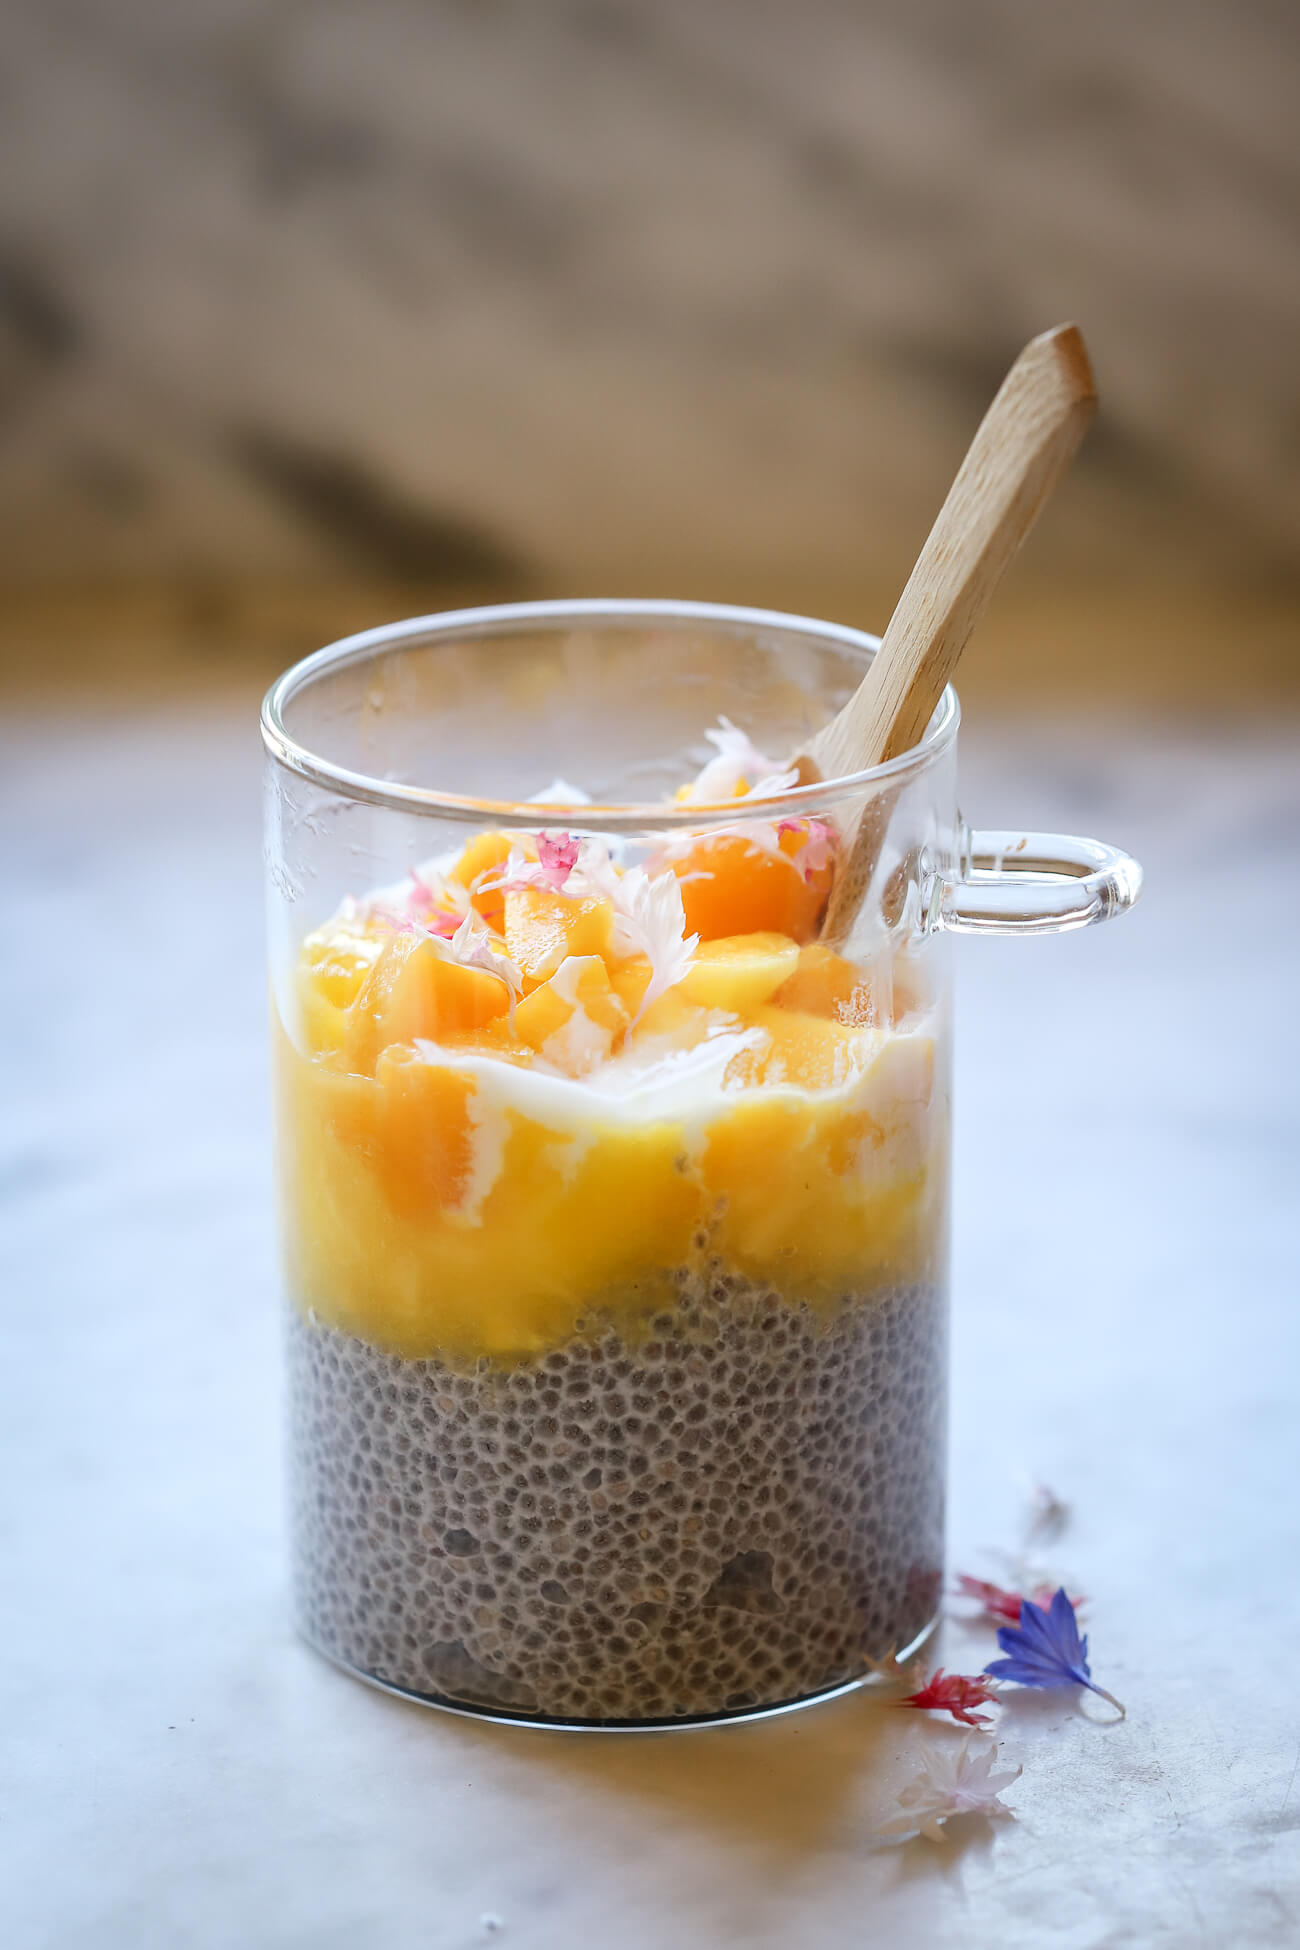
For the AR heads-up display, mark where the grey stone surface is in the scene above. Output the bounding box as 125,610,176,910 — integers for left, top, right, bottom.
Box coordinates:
2,692,1298,1945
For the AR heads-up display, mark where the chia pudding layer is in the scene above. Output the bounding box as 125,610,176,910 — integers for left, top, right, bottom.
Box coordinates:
289,1268,946,1723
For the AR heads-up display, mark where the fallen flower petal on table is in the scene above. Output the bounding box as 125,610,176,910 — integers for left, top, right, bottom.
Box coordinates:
1024,1481,1070,1548
985,1587,1125,1718
874,1733,1023,1842
956,1574,1085,1624
861,1645,910,1684
898,1668,1000,1727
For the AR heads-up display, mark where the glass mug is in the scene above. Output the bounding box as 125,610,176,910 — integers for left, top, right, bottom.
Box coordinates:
262,600,1141,1729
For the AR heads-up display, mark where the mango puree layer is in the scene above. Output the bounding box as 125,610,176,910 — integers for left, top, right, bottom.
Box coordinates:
275,876,947,1362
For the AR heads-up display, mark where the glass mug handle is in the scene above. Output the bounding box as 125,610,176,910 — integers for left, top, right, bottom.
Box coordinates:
936,825,1143,935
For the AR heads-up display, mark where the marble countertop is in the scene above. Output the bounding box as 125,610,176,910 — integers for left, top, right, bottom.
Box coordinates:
2,693,1297,1948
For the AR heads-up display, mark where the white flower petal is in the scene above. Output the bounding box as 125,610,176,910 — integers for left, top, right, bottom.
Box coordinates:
446,909,524,1002
610,866,698,1020
874,1734,1022,1845
529,777,592,806
680,717,785,803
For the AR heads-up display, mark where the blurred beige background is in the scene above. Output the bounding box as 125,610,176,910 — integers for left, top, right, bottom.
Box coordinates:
0,0,1296,703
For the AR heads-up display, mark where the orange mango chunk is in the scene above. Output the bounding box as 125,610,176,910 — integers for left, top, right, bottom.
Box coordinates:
449,831,515,931
678,931,800,1014
503,887,615,987
344,930,509,1072
374,1043,477,1217
632,987,720,1047
674,777,751,803
439,1020,537,1066
298,924,387,1055
670,829,832,943
302,923,385,1008
297,977,348,1057
775,943,876,1026
514,955,630,1073
730,1004,872,1091
308,1052,383,1158
607,953,653,1018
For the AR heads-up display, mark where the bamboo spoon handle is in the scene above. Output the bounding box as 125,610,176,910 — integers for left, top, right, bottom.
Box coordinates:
802,322,1097,943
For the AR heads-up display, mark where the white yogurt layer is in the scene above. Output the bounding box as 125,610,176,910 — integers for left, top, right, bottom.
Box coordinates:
409,1014,938,1222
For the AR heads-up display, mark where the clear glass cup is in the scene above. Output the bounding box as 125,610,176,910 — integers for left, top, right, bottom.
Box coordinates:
262,599,1141,1729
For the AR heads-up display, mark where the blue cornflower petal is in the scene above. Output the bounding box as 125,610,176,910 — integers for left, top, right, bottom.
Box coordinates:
985,1648,1077,1687
983,1588,1125,1718
1004,1588,1090,1679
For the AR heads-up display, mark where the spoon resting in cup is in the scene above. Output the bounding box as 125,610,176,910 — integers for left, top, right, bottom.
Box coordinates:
795,323,1097,945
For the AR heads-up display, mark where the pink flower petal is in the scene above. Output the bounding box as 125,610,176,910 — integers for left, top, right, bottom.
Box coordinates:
899,1668,1000,1728
535,830,580,890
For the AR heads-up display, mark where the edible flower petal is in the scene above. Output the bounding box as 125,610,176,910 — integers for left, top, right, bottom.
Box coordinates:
862,1644,915,1686
874,1733,1022,1843
1024,1481,1070,1548
425,907,467,940
956,1575,1025,1624
610,864,698,1019
984,1587,1125,1719
446,909,524,1012
776,816,838,882
899,1668,1000,1727
477,833,698,1021
474,843,541,898
955,1575,1084,1625
681,717,788,803
536,831,581,888
528,777,591,806
486,831,583,897
399,863,471,937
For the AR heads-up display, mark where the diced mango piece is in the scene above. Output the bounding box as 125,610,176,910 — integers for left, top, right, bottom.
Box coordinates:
729,1004,872,1091
308,1051,384,1158
775,943,876,1025
297,925,386,1055
670,827,832,942
632,987,719,1047
674,776,751,803
297,978,348,1057
700,1083,933,1299
678,931,800,1013
702,1093,821,1252
302,923,385,1008
439,1020,537,1066
503,887,615,987
449,831,515,931
514,971,588,1051
515,956,630,1074
374,1043,477,1217
344,930,509,1072
607,953,653,1018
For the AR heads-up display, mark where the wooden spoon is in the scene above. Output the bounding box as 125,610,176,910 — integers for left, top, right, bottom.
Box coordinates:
796,322,1097,944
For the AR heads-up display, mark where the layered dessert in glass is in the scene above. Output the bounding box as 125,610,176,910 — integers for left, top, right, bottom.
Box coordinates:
276,718,948,1724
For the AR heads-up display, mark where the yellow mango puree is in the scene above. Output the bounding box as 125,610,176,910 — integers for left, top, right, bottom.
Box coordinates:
276,854,947,1361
